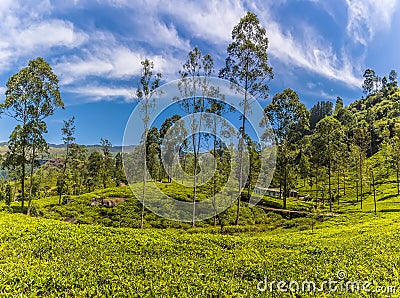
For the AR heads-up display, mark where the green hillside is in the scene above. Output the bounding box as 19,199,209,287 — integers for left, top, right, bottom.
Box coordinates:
0,143,127,156
0,211,398,296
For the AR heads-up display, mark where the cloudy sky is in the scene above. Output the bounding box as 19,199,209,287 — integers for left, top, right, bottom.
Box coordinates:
0,0,399,145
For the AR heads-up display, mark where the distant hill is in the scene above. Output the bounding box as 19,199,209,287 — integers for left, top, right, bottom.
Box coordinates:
47,143,65,149
0,143,136,156
76,144,136,154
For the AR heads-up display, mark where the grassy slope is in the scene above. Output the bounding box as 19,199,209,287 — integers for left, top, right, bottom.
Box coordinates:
2,127,400,296
2,179,400,296
0,171,399,296
37,189,286,230
294,148,400,215
0,211,399,296
9,163,400,229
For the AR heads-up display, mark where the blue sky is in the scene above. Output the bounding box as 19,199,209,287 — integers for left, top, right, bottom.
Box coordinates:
0,0,399,145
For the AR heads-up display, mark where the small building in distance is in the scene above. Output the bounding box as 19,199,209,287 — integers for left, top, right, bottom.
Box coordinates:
253,187,299,199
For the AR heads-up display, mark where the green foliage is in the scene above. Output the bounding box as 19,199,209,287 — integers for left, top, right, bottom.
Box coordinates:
264,88,309,208
311,116,346,211
58,117,75,204
219,11,273,98
1,57,64,215
35,185,290,230
100,138,114,189
5,184,12,206
309,100,333,129
362,68,379,95
219,11,273,225
2,22,400,298
86,151,102,191
114,152,126,184
0,211,397,296
334,96,344,115
136,58,163,229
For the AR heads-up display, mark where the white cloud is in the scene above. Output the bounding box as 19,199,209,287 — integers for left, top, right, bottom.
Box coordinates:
0,0,373,104
103,0,245,45
160,0,246,44
0,0,18,18
54,41,179,86
0,1,87,71
345,0,397,45
55,57,113,85
56,0,364,96
91,0,192,51
142,19,191,51
13,20,86,51
64,85,135,102
243,5,363,89
121,0,363,88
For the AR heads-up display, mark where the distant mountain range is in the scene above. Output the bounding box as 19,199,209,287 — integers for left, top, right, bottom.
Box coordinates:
0,143,136,155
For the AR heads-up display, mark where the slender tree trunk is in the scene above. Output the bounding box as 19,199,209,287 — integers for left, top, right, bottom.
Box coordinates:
192,95,205,228
337,168,340,206
102,158,107,189
337,168,340,197
73,176,77,195
397,164,399,196
182,155,186,184
328,160,332,213
20,102,27,213
343,169,346,195
360,152,363,210
369,171,372,193
236,78,249,225
356,179,359,203
236,136,244,224
372,171,376,215
77,173,82,195
20,157,25,212
192,151,197,228
13,180,17,202
27,145,36,216
213,119,217,226
315,168,318,202
247,149,253,202
141,153,146,229
283,163,287,209
76,172,79,194
59,145,69,205
141,125,148,229
27,107,41,216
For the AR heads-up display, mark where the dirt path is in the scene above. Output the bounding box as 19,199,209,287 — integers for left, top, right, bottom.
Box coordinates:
255,204,340,217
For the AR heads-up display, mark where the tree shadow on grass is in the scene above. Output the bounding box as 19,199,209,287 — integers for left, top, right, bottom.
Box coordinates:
379,209,400,212
377,193,399,202
10,205,25,213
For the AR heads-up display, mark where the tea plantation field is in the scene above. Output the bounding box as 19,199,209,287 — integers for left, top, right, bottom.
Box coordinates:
0,211,399,297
